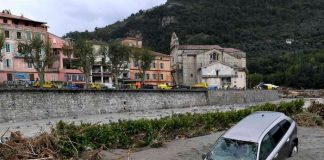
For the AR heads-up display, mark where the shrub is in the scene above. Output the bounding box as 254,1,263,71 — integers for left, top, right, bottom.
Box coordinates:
52,99,304,157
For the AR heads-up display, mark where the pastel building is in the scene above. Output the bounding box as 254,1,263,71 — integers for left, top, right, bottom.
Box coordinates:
120,37,172,86
0,10,83,85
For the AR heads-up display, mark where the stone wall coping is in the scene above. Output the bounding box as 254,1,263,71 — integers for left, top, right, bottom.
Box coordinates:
0,88,208,93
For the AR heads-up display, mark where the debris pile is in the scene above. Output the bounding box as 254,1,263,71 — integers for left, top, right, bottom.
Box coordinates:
0,130,60,160
308,101,324,119
280,89,324,98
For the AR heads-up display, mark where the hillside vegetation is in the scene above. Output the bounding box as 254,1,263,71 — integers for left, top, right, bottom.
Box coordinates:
65,0,324,89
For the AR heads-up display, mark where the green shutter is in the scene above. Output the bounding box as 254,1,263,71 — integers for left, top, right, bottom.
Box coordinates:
9,59,12,68
10,43,13,53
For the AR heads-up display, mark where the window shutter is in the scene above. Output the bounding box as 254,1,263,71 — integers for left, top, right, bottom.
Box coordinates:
9,59,12,68
10,43,13,53
3,59,7,68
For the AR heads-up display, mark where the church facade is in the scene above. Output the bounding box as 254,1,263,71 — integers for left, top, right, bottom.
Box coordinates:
170,33,247,89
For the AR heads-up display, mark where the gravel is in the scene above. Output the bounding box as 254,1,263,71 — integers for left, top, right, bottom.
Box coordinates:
104,127,324,160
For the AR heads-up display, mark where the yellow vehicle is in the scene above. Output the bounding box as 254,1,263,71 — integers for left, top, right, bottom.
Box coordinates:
33,81,55,88
90,83,102,90
157,84,172,90
191,82,208,89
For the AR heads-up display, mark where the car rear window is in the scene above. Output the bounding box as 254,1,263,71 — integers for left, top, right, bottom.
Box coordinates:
269,125,285,145
279,120,291,133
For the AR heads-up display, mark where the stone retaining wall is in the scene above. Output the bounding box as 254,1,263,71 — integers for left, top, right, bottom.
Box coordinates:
0,89,279,123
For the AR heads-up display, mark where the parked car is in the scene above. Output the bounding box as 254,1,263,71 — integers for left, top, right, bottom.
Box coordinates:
65,84,79,90
203,111,298,160
90,83,101,90
33,81,55,88
157,83,172,90
172,84,191,90
192,82,208,89
101,83,116,89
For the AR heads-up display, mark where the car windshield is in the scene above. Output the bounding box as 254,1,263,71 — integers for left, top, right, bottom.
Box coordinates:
205,137,258,160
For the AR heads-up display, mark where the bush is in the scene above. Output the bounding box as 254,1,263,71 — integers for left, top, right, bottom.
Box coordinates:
52,99,304,157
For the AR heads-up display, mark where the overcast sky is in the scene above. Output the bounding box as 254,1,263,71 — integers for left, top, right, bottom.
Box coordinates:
0,0,167,36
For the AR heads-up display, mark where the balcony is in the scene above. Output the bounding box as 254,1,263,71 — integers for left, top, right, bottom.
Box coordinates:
14,52,25,58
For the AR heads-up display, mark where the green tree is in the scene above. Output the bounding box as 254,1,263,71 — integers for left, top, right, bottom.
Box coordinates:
108,42,131,88
0,29,4,61
247,73,263,89
18,36,55,86
72,39,95,88
132,48,155,87
62,38,74,69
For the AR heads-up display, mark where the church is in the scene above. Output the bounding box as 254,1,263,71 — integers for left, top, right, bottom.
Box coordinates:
170,33,247,89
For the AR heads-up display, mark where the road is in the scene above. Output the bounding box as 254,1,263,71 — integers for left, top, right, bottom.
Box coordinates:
104,127,324,160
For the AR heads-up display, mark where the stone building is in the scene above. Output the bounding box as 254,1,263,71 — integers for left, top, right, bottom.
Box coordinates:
170,32,247,89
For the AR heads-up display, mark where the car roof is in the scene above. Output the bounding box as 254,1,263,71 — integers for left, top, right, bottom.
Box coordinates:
222,112,285,143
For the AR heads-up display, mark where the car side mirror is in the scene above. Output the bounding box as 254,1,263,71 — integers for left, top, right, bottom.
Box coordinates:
202,153,207,159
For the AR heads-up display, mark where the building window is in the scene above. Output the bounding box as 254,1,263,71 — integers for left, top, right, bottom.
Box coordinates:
4,59,11,68
160,74,164,80
27,62,33,69
123,73,128,78
3,18,8,23
135,73,139,79
153,74,156,80
72,75,78,81
216,70,219,77
146,74,150,80
51,74,57,81
190,73,193,78
160,63,164,69
5,30,9,38
26,32,32,40
152,62,156,68
17,32,22,39
134,61,139,68
13,20,18,25
35,32,41,39
5,43,10,52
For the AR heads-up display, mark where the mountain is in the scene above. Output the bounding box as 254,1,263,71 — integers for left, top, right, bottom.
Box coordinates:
64,0,324,89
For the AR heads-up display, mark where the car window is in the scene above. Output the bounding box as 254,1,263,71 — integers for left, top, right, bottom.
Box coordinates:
269,125,285,145
278,120,291,134
259,134,275,160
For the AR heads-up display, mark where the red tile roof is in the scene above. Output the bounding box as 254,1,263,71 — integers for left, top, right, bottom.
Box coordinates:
151,51,170,57
0,12,46,24
223,48,241,53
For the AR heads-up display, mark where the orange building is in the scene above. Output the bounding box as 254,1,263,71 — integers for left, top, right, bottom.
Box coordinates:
129,51,172,86
120,37,172,86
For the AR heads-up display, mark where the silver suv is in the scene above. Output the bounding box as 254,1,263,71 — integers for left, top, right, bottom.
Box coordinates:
203,112,298,160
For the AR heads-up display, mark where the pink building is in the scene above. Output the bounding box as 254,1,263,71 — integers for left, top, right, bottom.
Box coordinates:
0,10,84,85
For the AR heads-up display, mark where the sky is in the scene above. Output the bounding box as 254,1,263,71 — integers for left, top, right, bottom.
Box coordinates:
0,0,167,36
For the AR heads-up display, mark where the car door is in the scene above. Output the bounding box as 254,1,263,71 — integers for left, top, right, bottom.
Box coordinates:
259,124,286,160
278,120,292,158
268,125,286,160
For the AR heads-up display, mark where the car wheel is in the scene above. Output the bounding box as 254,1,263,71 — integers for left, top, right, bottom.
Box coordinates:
290,143,298,157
